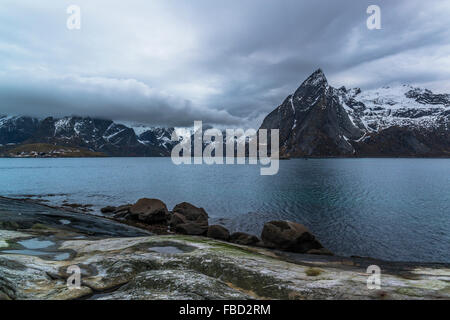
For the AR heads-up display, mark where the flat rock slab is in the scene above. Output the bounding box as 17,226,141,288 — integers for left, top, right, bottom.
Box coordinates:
0,198,449,300
0,197,150,238
1,230,449,300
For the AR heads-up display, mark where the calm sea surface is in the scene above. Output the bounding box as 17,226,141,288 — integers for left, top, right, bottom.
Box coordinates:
0,158,449,262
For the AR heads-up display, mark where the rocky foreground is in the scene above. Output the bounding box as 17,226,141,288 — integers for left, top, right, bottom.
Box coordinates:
0,197,449,300
100,198,332,256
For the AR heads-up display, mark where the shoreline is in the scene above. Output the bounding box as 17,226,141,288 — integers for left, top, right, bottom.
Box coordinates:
0,196,449,300
1,195,449,267
1,155,450,159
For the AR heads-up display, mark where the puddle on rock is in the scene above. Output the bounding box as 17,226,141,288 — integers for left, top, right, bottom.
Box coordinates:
2,249,48,256
18,238,54,249
1,237,72,261
54,252,71,261
59,219,71,225
2,249,72,261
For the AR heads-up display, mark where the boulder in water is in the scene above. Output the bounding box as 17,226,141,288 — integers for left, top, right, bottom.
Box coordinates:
207,225,230,241
169,202,209,235
101,206,116,214
261,220,325,253
129,198,169,224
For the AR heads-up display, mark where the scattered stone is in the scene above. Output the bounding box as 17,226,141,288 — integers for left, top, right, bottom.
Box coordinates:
101,206,116,214
172,202,209,226
114,204,131,213
112,204,132,218
115,204,132,212
175,222,207,236
230,232,260,246
169,202,209,235
207,225,230,241
113,212,128,219
129,198,169,224
1,198,449,300
261,220,324,253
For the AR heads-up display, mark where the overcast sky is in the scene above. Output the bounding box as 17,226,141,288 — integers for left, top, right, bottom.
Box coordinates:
1,0,449,127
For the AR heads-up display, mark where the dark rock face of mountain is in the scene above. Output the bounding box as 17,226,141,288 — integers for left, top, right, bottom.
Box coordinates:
0,116,175,157
2,69,449,158
0,116,40,145
138,127,176,153
260,69,450,157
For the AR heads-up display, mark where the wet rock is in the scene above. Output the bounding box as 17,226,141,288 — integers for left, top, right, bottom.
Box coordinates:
307,248,334,256
170,212,187,226
62,203,93,211
113,204,132,218
207,225,230,241
129,198,169,224
1,198,449,300
170,202,209,235
0,198,148,238
261,220,324,253
230,232,260,246
115,204,132,213
99,270,250,300
111,205,130,219
113,211,129,219
1,213,449,300
171,202,209,226
101,206,116,214
175,222,207,236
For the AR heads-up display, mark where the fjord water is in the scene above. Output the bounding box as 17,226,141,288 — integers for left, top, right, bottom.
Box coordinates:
0,158,449,263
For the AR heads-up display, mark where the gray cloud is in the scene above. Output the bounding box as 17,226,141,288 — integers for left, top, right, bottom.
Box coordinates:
0,0,449,127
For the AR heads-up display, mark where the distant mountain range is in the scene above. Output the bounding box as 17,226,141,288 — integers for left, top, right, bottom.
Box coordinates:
0,116,176,157
260,69,450,157
1,69,449,158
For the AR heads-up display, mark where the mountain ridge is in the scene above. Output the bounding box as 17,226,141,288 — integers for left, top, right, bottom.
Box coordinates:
0,115,176,157
259,69,450,157
1,69,449,157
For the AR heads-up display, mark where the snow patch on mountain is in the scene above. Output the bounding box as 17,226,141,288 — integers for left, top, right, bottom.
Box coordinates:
338,84,449,134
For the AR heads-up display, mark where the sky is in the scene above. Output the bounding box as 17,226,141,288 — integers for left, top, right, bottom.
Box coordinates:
0,0,450,128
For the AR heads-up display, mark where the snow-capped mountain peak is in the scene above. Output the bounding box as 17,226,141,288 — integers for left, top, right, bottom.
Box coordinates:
0,116,176,156
338,84,450,132
302,68,328,88
260,69,450,157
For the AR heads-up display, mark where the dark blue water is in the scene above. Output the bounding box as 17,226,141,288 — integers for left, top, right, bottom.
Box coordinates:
0,158,449,262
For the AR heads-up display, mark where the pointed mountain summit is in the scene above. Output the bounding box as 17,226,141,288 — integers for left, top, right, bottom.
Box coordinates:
1,69,449,158
259,69,363,157
259,69,450,157
300,68,328,88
